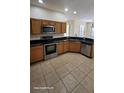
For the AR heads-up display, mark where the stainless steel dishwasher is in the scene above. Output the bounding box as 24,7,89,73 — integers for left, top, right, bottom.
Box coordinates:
81,43,93,58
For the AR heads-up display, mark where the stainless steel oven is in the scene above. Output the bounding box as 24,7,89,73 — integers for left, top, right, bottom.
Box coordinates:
44,43,58,60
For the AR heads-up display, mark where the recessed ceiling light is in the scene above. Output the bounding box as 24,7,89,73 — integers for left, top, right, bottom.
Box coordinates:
64,8,68,12
73,11,77,14
38,0,44,4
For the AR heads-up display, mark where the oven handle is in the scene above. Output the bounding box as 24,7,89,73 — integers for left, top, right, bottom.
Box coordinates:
44,43,58,46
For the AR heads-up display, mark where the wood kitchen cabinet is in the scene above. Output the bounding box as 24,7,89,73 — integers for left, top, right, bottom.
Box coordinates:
30,18,66,34
55,22,61,33
42,20,49,26
57,42,64,54
42,20,56,26
57,41,69,54
30,45,44,63
69,41,81,52
49,21,56,26
63,41,69,52
56,22,67,34
30,19,42,34
61,23,66,33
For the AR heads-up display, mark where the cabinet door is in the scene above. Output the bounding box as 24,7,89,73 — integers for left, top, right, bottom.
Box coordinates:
69,41,81,52
57,42,64,54
74,41,81,52
42,20,49,26
48,21,56,26
64,41,69,52
69,41,76,52
55,22,61,34
30,45,44,63
61,23,66,33
31,19,41,34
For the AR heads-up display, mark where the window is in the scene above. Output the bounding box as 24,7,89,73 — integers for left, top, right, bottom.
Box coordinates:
79,25,85,37
90,24,94,38
64,23,69,36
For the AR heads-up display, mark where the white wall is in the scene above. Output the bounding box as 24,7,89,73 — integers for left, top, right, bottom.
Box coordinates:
30,5,66,22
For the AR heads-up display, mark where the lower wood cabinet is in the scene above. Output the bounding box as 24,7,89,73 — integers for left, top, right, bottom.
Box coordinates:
57,41,69,54
63,41,69,52
57,40,81,55
30,45,44,63
69,41,81,52
57,42,64,54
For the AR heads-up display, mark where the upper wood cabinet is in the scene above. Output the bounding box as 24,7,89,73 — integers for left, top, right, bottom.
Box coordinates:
55,22,61,34
61,23,66,33
30,18,66,34
30,45,44,63
42,20,56,26
30,19,41,34
56,22,66,34
42,20,49,26
69,41,81,52
49,21,56,26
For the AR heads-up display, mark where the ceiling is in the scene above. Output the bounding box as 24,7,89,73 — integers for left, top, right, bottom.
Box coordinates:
30,0,94,21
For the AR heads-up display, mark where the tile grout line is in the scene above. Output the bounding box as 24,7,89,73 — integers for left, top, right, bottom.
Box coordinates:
39,62,50,93
78,69,94,93
31,53,94,93
50,59,70,93
49,55,90,93
52,61,83,93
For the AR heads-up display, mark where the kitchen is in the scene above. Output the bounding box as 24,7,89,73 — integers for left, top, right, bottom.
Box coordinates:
30,0,94,93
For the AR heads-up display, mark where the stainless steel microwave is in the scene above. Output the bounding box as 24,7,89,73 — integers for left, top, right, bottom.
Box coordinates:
42,26,55,34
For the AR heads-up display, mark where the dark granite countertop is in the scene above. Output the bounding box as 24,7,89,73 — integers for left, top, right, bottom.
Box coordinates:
30,37,94,47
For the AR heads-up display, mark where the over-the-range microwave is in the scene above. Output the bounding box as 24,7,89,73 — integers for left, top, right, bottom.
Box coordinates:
42,26,55,34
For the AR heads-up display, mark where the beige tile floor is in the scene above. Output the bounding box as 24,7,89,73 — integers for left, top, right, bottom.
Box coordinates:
30,53,94,93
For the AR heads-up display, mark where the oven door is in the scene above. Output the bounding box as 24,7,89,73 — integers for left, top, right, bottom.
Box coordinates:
45,44,56,55
44,43,58,60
